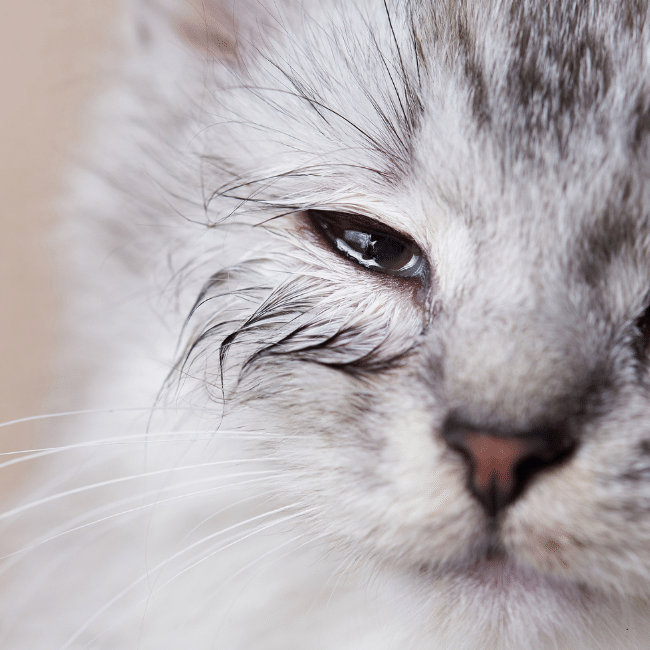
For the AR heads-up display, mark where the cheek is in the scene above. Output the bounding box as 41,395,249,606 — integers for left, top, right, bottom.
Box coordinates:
377,401,451,507
501,412,650,594
232,333,488,563
275,383,486,563
375,393,480,525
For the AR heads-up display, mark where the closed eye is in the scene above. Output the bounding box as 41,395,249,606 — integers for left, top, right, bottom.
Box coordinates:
307,210,428,280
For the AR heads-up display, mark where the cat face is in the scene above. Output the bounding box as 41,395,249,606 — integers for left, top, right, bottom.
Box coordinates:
9,1,647,648
171,0,650,604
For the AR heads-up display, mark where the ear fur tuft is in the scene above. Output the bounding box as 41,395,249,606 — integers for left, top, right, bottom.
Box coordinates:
176,1,242,60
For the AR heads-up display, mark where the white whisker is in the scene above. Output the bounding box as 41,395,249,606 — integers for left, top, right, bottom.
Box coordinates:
63,505,311,649
0,431,283,469
211,529,329,608
184,531,322,642
0,459,275,522
144,509,316,599
0,407,202,430
0,473,277,563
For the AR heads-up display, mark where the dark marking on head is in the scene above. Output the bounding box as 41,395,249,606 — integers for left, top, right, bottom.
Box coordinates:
455,15,491,127
631,299,650,370
573,209,639,289
618,0,649,32
506,1,611,150
423,351,445,390
572,364,618,424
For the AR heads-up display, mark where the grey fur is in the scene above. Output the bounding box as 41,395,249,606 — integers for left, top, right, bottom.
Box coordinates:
3,1,650,648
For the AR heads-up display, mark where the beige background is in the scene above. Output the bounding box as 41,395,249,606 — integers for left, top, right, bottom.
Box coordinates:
0,1,120,489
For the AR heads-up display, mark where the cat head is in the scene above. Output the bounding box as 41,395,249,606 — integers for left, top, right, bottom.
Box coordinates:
112,0,650,640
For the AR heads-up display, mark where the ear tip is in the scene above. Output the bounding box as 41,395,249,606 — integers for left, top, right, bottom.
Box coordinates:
134,0,240,60
139,0,283,63
176,10,239,60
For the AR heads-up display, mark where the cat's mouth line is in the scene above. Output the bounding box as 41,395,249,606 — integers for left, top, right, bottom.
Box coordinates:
427,551,581,594
417,532,586,592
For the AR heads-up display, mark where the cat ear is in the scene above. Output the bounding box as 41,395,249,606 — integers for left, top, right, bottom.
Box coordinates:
173,0,287,62
175,1,245,61
138,0,311,64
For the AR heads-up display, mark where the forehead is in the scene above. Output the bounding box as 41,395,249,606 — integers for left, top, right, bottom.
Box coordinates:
403,2,650,266
225,1,650,265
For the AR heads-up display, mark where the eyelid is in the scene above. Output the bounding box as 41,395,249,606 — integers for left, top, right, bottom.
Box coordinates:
308,209,413,239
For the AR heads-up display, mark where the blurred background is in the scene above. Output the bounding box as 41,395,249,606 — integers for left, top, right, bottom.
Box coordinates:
0,1,120,489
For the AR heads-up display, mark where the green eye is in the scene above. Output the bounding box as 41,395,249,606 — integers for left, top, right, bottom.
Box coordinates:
309,211,427,279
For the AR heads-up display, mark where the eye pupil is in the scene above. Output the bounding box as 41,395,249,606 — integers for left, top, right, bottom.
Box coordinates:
370,235,406,267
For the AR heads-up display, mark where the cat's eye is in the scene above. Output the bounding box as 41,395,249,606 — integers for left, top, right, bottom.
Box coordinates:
308,210,427,279
633,302,650,360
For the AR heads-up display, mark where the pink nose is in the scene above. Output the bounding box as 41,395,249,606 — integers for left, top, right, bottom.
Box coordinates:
442,423,575,516
461,432,532,498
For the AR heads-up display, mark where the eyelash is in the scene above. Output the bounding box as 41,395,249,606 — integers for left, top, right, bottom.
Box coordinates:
307,210,428,280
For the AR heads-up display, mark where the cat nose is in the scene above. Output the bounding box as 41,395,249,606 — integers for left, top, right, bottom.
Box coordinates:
442,420,575,517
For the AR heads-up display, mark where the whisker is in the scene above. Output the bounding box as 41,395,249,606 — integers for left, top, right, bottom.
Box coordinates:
0,406,203,430
0,459,276,522
139,509,317,615
184,531,323,642
64,505,311,649
0,473,277,563
210,529,330,612
0,429,295,469
323,551,359,612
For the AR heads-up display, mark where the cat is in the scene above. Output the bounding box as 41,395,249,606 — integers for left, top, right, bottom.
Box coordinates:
3,0,650,648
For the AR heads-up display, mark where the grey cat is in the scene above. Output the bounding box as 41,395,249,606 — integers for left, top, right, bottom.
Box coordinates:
2,0,650,648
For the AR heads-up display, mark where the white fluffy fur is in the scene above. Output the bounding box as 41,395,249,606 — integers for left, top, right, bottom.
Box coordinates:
3,1,650,648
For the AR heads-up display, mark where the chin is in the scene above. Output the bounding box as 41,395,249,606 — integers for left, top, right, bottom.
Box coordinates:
383,558,636,650
372,525,649,650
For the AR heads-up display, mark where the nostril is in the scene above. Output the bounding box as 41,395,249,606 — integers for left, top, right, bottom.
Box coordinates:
442,419,576,517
